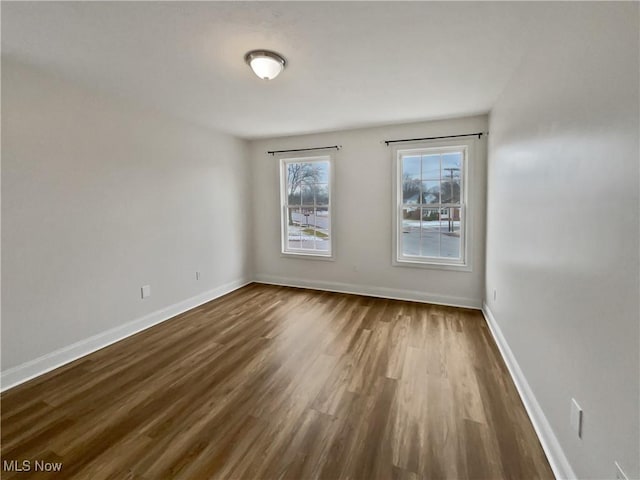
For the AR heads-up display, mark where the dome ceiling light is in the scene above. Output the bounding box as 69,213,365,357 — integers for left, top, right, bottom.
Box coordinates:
244,50,286,80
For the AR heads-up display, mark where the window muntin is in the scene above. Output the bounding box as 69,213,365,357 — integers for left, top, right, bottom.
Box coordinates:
397,146,466,265
280,156,332,257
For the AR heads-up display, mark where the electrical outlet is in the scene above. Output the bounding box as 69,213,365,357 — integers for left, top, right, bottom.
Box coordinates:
196,271,201,280
570,398,583,438
615,462,628,480
141,285,151,299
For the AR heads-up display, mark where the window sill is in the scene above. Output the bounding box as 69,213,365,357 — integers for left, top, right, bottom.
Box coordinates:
281,251,335,262
393,258,472,272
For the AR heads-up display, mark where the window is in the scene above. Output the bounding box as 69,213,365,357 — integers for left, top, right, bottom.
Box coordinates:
393,144,468,268
280,156,333,258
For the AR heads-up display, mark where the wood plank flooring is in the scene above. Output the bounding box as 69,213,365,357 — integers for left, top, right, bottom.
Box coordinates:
1,284,554,479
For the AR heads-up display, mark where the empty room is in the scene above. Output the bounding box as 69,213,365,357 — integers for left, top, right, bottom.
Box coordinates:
1,1,638,479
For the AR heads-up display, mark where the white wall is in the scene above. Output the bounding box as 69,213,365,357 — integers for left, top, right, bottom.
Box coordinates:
249,115,487,308
485,3,639,479
1,59,251,372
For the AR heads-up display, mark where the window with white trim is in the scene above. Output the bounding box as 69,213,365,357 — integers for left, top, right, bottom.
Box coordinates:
394,145,468,267
280,156,333,257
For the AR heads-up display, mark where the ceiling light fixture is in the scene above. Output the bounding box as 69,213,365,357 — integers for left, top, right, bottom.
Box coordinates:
244,50,286,80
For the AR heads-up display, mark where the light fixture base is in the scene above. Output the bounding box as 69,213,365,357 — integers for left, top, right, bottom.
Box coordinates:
244,50,286,80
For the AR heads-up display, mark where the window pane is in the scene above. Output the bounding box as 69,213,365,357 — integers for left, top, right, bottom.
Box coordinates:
287,185,301,205
421,180,440,204
441,178,460,204
300,231,315,250
298,207,316,249
402,207,420,256
287,163,302,192
299,207,315,227
315,205,330,219
301,183,314,205
421,154,440,179
316,162,330,183
314,184,329,205
440,208,461,259
402,176,420,204
313,207,330,251
304,208,317,228
300,163,315,178
287,206,302,226
419,208,440,257
286,207,303,249
441,152,461,174
402,156,421,179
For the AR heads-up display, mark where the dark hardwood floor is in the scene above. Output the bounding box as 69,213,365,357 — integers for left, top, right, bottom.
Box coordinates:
1,283,554,479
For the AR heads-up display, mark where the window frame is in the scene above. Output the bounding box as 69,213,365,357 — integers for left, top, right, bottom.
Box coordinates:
279,154,335,260
392,140,473,271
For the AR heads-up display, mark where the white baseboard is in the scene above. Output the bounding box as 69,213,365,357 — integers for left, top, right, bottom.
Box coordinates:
481,303,576,480
254,274,482,309
0,278,251,392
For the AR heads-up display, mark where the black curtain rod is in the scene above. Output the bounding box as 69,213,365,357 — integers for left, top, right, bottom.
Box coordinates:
267,145,341,155
384,132,484,146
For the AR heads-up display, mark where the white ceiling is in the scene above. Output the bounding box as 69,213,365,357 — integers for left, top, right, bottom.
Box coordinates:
2,2,542,139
